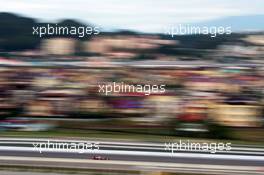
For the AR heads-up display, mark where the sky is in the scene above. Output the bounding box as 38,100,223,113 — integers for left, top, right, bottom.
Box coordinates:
1,0,264,33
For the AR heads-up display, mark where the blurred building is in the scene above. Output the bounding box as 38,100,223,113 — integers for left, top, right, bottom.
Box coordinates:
243,34,264,45
83,35,176,59
41,38,76,55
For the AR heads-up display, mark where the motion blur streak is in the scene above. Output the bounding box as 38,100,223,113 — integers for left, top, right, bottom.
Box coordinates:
0,138,263,175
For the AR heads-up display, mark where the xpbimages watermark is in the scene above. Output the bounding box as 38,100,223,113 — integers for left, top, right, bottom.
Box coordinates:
32,24,100,38
33,140,100,153
98,82,166,96
165,24,232,38
165,140,232,154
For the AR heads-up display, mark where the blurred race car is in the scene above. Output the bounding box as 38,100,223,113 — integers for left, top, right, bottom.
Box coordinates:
92,155,109,160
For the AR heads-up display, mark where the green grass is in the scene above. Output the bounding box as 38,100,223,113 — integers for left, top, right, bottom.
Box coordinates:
0,128,263,146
